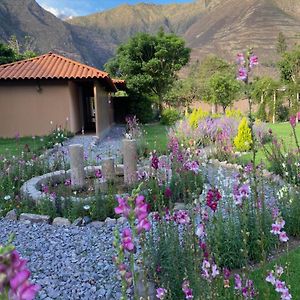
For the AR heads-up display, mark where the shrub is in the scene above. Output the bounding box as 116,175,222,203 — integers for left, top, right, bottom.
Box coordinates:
161,108,181,125
234,117,252,152
187,108,209,128
225,109,243,119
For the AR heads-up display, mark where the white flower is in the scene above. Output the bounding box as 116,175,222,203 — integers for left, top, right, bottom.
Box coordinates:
4,195,11,201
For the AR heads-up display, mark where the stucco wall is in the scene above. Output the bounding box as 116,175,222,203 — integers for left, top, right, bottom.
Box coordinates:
68,81,82,133
0,80,71,137
94,82,114,138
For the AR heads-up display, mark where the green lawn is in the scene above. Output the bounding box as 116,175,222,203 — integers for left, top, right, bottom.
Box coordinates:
143,123,169,154
0,136,47,157
251,245,300,299
238,122,300,167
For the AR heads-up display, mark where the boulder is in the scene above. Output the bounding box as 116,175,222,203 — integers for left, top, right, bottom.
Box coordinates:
52,217,71,226
19,213,50,224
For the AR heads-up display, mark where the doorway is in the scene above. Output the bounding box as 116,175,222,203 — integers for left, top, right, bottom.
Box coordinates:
81,82,96,132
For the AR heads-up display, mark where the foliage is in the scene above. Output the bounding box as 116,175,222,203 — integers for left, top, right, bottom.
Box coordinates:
225,109,243,119
276,32,288,55
160,108,181,126
0,37,36,65
105,29,190,113
233,117,252,152
128,93,155,123
208,72,241,112
187,108,209,128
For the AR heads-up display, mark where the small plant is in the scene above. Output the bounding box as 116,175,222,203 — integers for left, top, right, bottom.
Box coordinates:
160,108,181,126
234,117,252,152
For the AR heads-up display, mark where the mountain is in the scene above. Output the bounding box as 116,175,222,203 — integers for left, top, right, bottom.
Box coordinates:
0,0,300,72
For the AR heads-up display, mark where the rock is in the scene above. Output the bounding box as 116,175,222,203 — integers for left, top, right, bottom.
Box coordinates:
101,158,115,181
82,216,92,226
72,217,83,226
117,217,127,224
135,268,156,300
174,203,186,211
69,144,85,190
105,217,116,225
5,209,17,221
53,217,71,226
88,221,104,228
19,213,50,224
123,139,138,185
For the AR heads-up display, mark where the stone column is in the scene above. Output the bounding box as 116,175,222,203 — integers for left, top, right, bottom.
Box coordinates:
101,158,115,181
123,139,138,185
69,144,85,190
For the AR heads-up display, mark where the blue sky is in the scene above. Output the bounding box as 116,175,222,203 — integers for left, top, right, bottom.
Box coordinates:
36,0,193,18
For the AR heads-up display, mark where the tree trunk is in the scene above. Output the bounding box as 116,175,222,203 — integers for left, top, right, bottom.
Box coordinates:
222,106,226,114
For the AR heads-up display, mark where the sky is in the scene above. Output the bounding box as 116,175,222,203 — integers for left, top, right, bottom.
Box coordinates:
36,0,193,19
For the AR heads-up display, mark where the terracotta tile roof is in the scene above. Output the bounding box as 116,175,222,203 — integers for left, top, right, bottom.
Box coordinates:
0,52,116,91
112,78,126,90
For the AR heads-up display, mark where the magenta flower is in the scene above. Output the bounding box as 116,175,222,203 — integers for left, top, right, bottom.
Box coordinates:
237,67,248,81
182,280,193,299
156,287,167,299
249,55,259,68
115,196,130,217
290,115,297,128
270,223,282,235
206,188,222,212
275,280,286,293
134,195,151,233
174,210,190,225
121,228,135,252
95,169,102,179
151,153,159,170
164,187,172,198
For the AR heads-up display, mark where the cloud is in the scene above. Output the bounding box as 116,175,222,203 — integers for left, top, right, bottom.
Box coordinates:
39,3,79,19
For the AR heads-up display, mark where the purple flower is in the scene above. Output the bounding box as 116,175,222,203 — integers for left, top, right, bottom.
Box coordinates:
234,274,242,290
182,280,193,299
249,55,259,68
151,153,159,170
279,231,289,243
156,287,167,299
164,187,172,198
237,53,246,65
290,115,297,128
174,210,190,225
266,272,276,285
237,67,248,81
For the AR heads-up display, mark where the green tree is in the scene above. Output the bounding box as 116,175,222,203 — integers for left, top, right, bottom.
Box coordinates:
208,72,240,113
105,30,190,114
0,43,16,64
276,32,288,55
278,46,300,114
251,76,281,122
191,55,235,112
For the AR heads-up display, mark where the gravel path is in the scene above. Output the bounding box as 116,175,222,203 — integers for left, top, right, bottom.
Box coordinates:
49,125,125,164
0,220,123,300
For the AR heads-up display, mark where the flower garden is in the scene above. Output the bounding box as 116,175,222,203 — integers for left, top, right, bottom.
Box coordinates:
1,50,300,300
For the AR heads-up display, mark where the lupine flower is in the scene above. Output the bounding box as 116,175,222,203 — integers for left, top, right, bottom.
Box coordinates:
115,196,130,217
237,67,248,81
121,228,135,252
156,287,167,299
290,115,297,128
206,188,222,212
182,280,193,299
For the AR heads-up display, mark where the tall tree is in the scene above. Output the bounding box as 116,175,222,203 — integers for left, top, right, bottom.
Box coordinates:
208,72,240,113
105,30,190,113
276,32,288,55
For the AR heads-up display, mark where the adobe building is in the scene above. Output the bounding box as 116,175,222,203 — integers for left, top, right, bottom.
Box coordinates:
0,52,121,138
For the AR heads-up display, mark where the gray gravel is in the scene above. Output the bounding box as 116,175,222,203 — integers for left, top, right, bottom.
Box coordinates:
0,219,123,300
49,125,125,164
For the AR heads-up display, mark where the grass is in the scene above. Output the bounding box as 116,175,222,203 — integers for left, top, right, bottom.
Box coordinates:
0,136,47,157
238,122,300,167
251,244,300,299
143,123,169,154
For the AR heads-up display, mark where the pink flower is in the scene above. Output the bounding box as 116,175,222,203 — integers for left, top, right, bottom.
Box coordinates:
121,228,135,252
271,223,282,235
237,67,248,81
279,231,289,243
249,55,259,68
206,188,222,212
151,153,159,170
234,274,242,290
174,210,190,225
95,169,102,179
290,115,297,128
156,288,167,299
137,218,151,233
195,224,206,238
115,196,130,218
281,288,292,300
237,53,245,65
134,195,151,233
